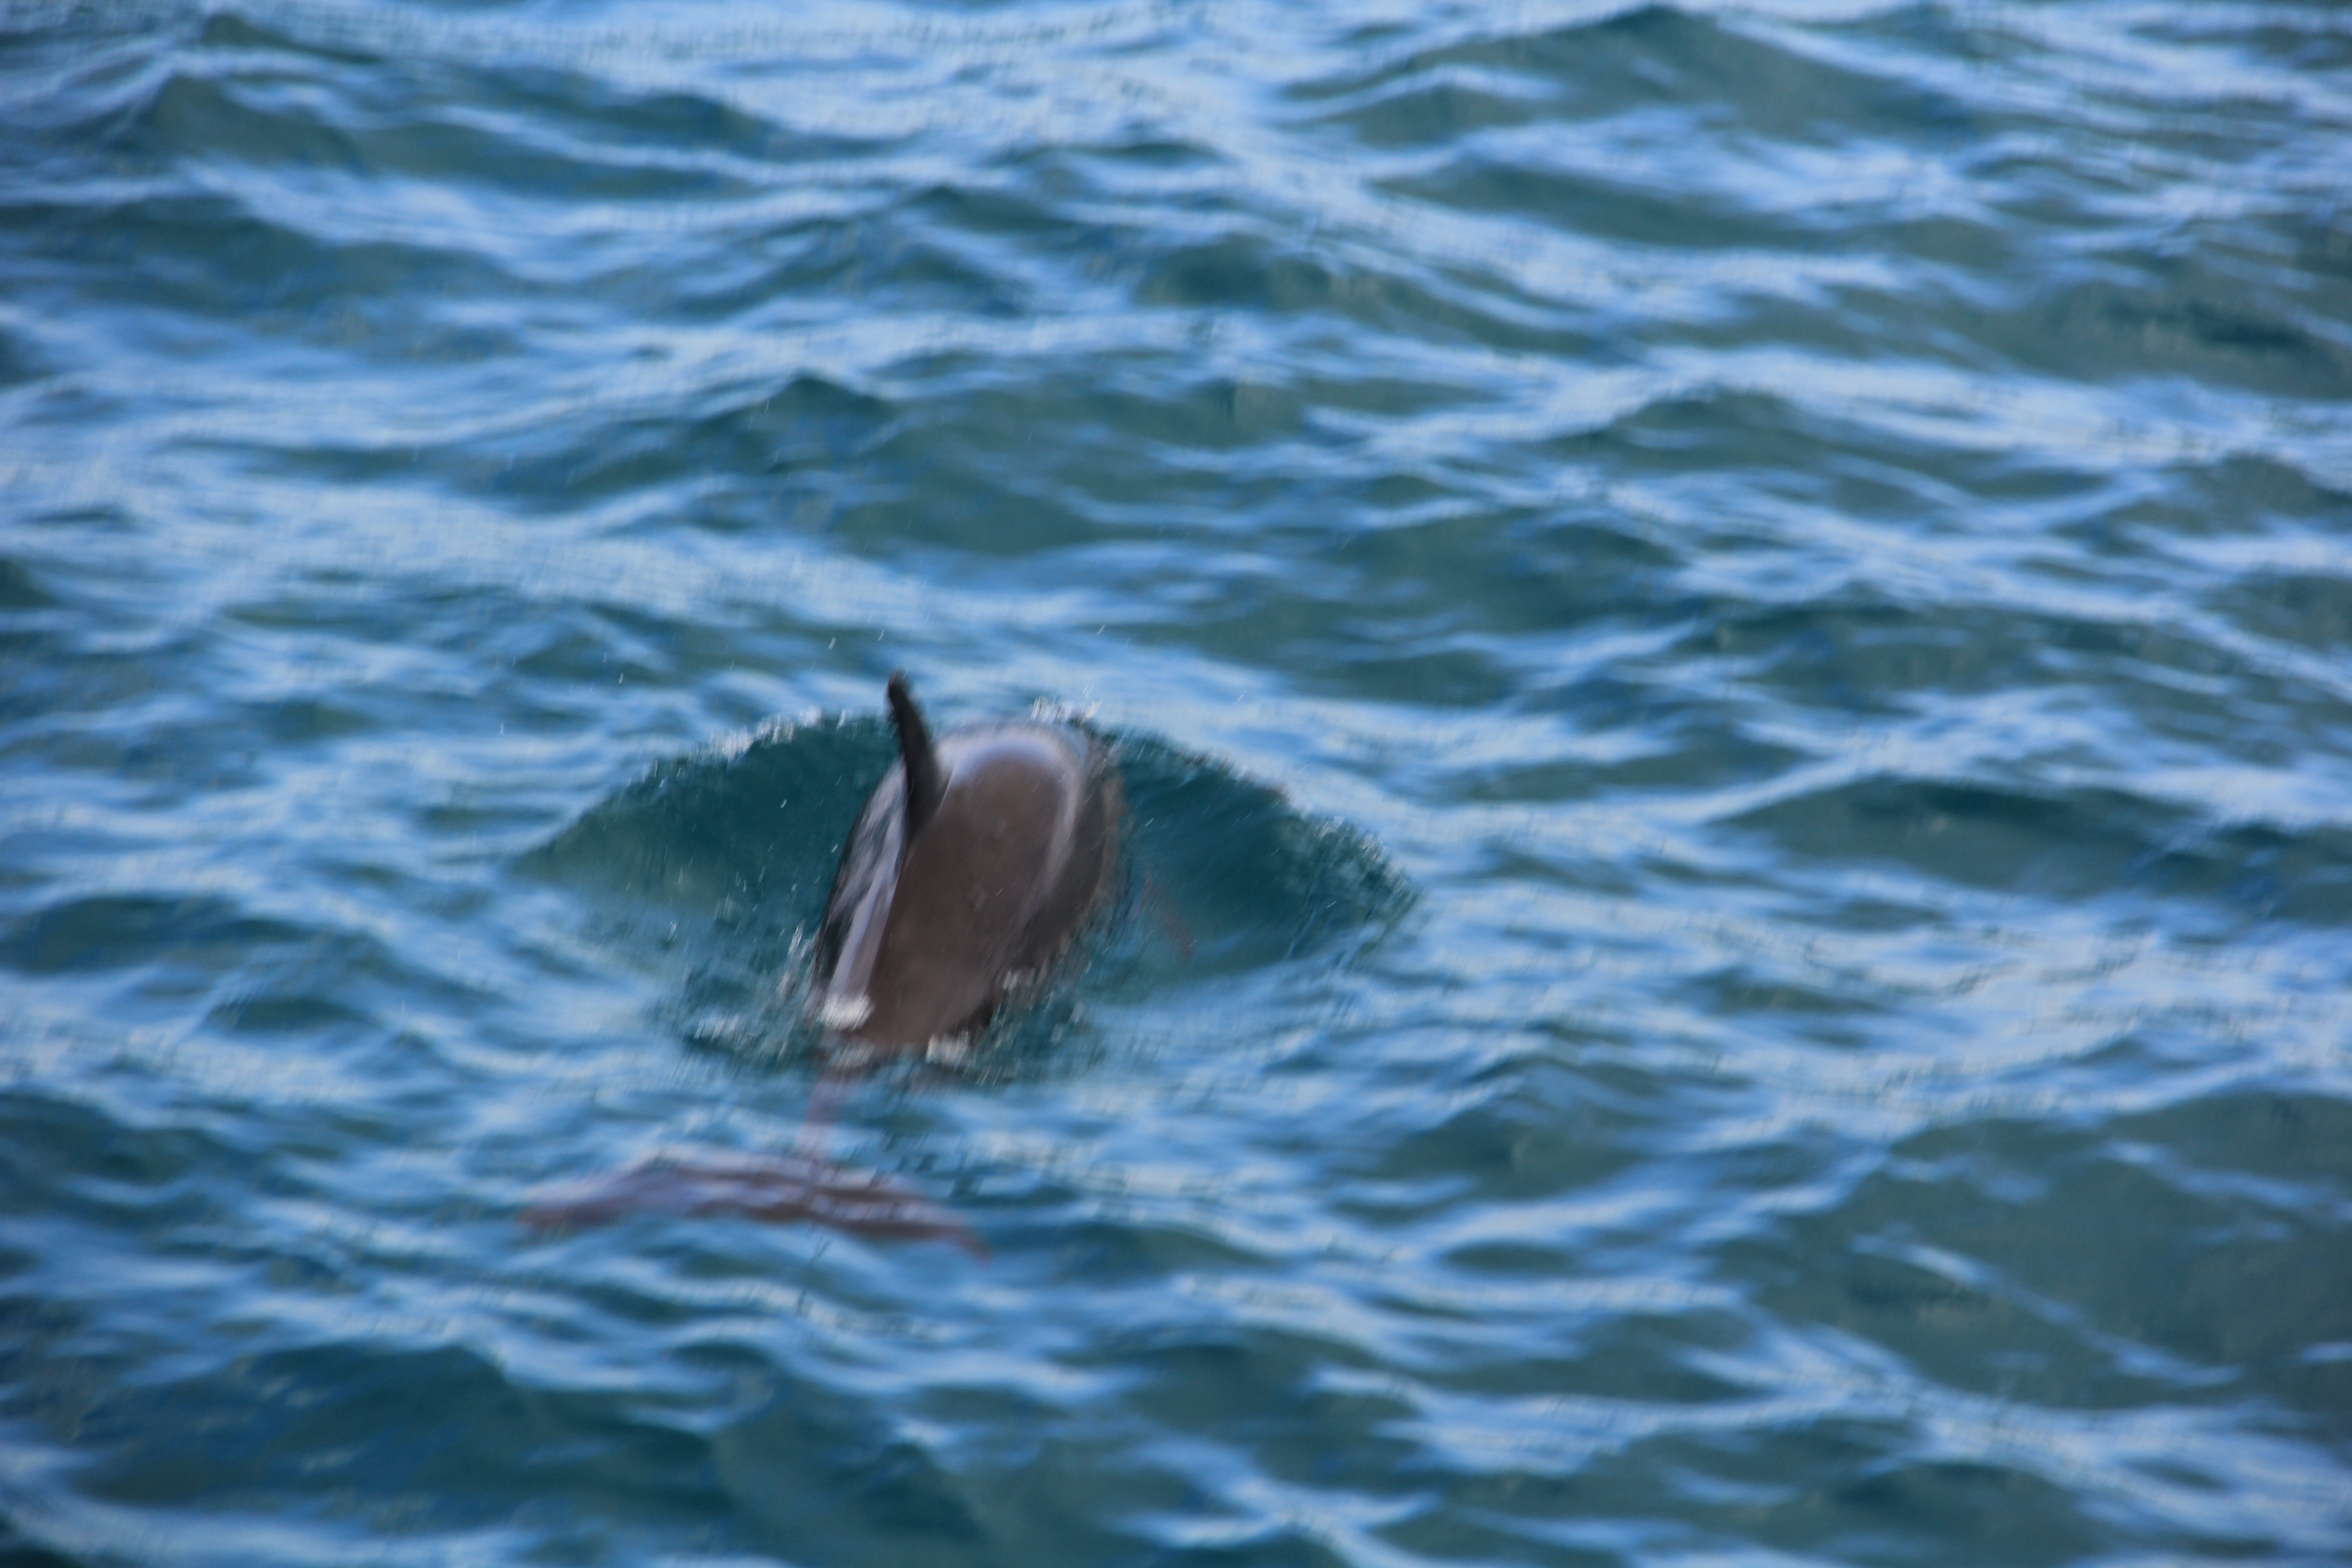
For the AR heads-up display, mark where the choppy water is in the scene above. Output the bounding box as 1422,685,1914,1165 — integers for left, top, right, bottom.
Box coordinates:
5,1,2351,1563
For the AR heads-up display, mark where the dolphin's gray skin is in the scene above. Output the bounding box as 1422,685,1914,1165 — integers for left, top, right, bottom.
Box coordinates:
813,672,1124,1047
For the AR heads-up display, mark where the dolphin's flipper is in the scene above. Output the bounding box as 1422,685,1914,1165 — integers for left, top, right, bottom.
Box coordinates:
886,671,945,839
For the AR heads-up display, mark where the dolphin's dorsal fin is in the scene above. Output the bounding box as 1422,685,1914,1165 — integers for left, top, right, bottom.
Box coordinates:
886,671,945,839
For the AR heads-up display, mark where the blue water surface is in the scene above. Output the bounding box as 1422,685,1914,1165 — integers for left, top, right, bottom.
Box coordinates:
4,1,2351,1564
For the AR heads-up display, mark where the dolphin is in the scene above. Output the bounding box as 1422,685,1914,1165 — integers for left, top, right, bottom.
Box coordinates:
812,672,1124,1048
520,675,1120,1247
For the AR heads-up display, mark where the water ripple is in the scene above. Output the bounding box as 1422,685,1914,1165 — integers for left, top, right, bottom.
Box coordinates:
5,0,2351,1563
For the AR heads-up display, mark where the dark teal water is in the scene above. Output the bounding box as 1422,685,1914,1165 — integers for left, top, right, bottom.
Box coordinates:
5,1,2351,1563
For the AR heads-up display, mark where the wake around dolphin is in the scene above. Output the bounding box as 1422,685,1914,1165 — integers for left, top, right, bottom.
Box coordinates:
812,672,1126,1049
523,674,1125,1250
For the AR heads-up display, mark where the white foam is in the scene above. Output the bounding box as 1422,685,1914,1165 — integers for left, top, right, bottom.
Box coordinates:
815,993,872,1030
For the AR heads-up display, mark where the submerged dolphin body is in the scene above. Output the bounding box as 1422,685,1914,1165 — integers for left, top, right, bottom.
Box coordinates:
813,672,1125,1048
520,1150,985,1257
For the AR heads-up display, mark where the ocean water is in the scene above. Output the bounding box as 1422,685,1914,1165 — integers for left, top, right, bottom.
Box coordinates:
3,0,2350,1563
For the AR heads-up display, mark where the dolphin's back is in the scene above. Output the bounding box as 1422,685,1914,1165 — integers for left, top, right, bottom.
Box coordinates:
817,706,1123,1046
